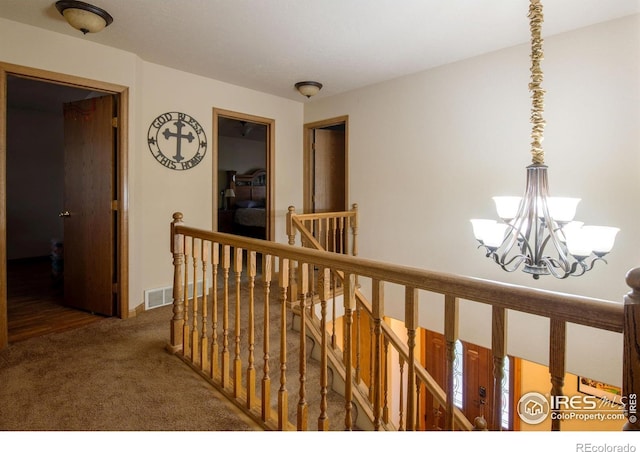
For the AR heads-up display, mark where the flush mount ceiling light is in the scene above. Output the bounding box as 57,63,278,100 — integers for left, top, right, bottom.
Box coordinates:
470,0,619,279
295,81,323,98
55,0,113,34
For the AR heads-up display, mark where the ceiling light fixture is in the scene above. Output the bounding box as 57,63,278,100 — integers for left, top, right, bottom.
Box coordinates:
470,0,619,280
55,0,113,34
295,81,323,98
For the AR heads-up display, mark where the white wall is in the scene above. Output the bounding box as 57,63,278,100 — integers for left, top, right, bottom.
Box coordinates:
0,18,304,313
1,14,637,385
304,15,640,385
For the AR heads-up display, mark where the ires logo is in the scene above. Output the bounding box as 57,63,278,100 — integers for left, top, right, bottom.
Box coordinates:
517,392,627,425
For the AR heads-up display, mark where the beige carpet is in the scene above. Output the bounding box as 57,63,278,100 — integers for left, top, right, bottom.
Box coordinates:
0,305,259,431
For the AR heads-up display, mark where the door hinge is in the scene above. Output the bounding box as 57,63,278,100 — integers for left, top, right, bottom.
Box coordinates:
112,283,119,294
112,117,118,128
112,200,118,211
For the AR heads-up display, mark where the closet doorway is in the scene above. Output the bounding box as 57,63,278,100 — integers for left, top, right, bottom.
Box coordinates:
303,116,348,214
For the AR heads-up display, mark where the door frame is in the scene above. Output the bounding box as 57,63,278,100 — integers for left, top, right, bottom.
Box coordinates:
303,115,349,213
212,108,275,240
0,62,130,349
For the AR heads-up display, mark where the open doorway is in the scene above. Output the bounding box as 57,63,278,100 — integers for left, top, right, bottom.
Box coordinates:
212,108,274,241
303,116,348,214
0,64,129,349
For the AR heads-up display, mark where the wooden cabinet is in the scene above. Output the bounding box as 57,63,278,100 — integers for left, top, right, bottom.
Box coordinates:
218,209,234,233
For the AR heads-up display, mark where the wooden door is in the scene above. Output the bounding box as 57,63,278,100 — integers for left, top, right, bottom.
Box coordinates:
462,341,494,426
62,96,115,316
313,128,345,213
423,330,447,430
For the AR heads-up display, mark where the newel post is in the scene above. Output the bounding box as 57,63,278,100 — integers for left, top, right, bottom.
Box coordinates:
167,212,185,354
623,267,640,431
351,203,358,258
287,206,296,246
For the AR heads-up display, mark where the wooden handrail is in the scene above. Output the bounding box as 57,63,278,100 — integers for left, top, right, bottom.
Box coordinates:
170,212,631,432
285,207,628,432
178,225,623,333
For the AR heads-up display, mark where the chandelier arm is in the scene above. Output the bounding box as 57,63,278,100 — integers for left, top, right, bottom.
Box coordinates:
540,256,574,279
490,251,527,273
538,222,572,270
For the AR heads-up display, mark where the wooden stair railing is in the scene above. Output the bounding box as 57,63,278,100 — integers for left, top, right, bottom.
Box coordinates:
287,206,474,431
169,212,638,432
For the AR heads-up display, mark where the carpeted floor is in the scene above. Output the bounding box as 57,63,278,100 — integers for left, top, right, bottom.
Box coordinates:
0,304,259,431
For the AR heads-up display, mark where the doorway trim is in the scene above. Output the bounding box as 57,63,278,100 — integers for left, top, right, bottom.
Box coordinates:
303,115,349,213
212,108,275,240
0,62,130,349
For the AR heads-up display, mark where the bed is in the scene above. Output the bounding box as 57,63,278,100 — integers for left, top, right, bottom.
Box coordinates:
229,168,267,238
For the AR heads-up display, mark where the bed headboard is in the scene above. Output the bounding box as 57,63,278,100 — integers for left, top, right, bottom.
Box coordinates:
230,169,266,207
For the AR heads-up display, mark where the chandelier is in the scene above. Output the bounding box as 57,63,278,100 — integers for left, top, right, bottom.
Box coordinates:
470,0,619,280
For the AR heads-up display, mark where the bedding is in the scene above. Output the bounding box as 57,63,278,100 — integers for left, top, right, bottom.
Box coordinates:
226,168,267,238
234,206,266,228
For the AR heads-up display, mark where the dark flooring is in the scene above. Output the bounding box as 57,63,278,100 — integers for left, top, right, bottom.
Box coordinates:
7,256,103,343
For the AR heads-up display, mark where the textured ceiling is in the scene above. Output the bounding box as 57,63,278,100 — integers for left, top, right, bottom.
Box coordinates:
0,0,638,101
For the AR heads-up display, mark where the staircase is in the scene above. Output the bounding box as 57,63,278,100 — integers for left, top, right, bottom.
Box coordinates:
167,210,640,432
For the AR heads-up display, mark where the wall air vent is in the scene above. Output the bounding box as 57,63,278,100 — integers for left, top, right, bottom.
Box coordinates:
144,280,202,310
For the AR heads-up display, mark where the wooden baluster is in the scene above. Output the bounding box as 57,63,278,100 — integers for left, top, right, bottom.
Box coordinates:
278,257,290,430
317,267,330,431
182,237,192,358
343,272,356,430
369,318,374,403
323,217,329,252
261,254,273,423
383,337,390,424
210,242,219,379
549,319,566,431
351,203,358,257
169,213,184,353
221,245,231,389
398,356,405,431
286,206,296,246
200,240,209,372
233,247,244,399
355,303,361,384
492,306,507,431
191,238,200,365
331,271,337,350
623,267,640,431
415,376,422,430
246,250,257,410
297,262,309,431
372,279,384,430
308,262,316,318
338,217,345,254
405,287,418,431
444,295,459,431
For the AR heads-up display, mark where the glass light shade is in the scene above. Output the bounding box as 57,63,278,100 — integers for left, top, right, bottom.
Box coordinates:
560,221,584,241
483,223,509,249
295,81,323,98
63,8,108,33
565,227,593,258
546,197,581,223
493,197,522,220
224,188,236,198
470,219,497,242
582,226,620,254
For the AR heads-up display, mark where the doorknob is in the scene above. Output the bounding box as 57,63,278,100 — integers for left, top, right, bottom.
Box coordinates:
59,210,71,218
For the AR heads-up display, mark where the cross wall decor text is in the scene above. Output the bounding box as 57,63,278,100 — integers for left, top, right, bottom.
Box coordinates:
147,112,207,170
